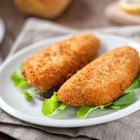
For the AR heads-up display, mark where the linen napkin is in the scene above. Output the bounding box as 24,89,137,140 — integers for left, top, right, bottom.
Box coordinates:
1,18,140,140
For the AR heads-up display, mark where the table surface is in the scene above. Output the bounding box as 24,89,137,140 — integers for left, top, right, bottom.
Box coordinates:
0,0,118,139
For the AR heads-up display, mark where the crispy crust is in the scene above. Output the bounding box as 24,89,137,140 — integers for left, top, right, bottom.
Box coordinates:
22,33,100,90
57,46,140,106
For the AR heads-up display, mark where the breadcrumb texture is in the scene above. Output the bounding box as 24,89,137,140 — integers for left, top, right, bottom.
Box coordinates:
57,46,140,106
22,33,100,90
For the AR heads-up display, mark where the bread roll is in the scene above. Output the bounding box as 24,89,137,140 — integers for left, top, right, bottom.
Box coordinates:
14,0,71,19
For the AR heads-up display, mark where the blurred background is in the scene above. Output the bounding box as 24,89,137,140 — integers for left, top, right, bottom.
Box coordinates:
0,0,140,52
0,0,135,48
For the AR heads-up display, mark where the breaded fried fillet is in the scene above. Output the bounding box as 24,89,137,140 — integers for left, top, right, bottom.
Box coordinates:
22,33,100,90
57,46,140,106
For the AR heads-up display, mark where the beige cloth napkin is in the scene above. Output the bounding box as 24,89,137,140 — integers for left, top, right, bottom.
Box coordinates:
1,18,140,140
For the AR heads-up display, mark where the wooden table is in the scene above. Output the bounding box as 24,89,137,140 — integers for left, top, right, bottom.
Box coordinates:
0,0,118,139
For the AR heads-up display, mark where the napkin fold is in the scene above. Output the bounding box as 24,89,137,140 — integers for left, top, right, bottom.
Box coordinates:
1,18,140,140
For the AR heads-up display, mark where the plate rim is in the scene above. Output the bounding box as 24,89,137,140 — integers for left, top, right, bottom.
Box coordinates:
0,32,140,128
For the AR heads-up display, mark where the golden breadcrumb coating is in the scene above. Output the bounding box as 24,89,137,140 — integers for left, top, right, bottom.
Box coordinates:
57,46,140,106
22,33,100,90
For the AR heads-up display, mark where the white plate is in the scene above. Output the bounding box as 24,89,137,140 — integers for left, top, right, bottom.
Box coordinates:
0,18,5,44
0,32,140,128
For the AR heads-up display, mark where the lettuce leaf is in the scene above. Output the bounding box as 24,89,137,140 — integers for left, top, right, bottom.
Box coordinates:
76,73,140,119
58,103,68,110
11,64,25,86
124,73,140,93
42,72,140,119
21,90,32,101
42,93,68,116
11,64,58,102
113,91,137,106
18,80,30,89
11,71,21,86
12,64,140,119
77,106,99,119
11,64,32,102
42,93,60,116
76,91,138,119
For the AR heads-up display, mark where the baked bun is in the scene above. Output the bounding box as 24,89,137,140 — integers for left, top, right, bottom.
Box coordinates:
14,0,71,19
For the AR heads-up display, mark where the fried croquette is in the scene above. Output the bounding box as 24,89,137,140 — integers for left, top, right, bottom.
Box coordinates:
57,46,140,106
22,33,100,90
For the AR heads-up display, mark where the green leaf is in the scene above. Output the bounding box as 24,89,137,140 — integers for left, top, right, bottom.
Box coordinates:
125,73,140,93
16,64,24,80
58,103,68,110
76,91,137,119
109,105,128,109
113,91,137,106
18,87,32,102
98,105,104,109
42,93,61,116
11,64,32,102
11,71,21,86
11,64,25,87
19,63,24,71
22,91,32,101
17,80,30,89
104,103,113,108
77,106,98,119
41,73,139,119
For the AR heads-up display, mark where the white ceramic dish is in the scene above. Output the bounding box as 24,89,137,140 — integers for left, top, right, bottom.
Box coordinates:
0,18,5,44
0,32,140,128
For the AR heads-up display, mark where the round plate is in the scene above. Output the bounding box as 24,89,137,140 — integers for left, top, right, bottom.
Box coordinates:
0,32,140,128
0,18,5,44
